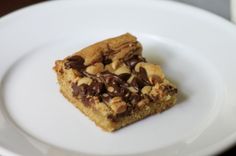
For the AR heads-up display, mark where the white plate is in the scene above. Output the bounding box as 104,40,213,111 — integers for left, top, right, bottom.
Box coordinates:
0,0,236,155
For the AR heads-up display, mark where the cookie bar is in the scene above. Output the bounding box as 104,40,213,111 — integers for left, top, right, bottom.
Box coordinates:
53,33,178,132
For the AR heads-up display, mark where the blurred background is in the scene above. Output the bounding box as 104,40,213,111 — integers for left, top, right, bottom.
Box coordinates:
0,0,231,19
0,0,234,155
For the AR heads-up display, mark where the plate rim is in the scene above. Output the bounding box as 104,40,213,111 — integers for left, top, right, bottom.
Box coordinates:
0,0,236,155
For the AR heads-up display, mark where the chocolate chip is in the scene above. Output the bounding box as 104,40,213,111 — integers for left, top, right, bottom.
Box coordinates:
119,87,130,97
72,83,91,97
123,91,131,102
124,55,146,69
130,77,138,89
102,55,112,65
77,84,89,96
120,83,129,88
139,67,151,85
71,83,80,96
68,54,154,109
65,56,85,68
100,71,123,86
106,83,130,99
130,77,145,90
64,61,78,70
65,55,86,76
67,55,85,63
89,80,105,95
118,73,131,81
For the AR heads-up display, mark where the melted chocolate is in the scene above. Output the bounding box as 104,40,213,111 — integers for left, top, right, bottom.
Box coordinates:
89,80,105,95
65,55,86,76
139,67,151,85
71,83,80,96
65,55,84,69
131,77,145,90
118,73,131,81
77,83,89,96
102,55,112,65
69,54,159,109
124,55,146,69
100,71,124,86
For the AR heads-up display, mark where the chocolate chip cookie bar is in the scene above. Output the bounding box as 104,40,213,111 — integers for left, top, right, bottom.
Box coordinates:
54,33,178,132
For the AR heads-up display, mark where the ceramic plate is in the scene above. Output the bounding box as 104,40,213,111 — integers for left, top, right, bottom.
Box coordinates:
0,0,236,155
